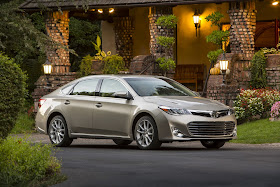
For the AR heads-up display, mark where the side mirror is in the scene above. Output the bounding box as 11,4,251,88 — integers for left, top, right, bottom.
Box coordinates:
113,91,133,100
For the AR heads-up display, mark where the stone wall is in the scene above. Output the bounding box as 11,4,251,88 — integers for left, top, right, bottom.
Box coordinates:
267,67,280,90
148,6,174,57
114,17,134,67
46,11,71,73
32,73,77,112
228,1,256,58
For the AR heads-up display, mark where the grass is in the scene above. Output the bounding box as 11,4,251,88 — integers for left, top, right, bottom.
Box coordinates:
231,118,280,144
11,112,35,134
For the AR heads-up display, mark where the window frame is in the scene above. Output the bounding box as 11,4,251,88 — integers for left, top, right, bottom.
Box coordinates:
68,78,101,96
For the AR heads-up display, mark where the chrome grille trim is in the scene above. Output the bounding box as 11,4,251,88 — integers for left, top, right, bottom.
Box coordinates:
189,110,229,118
187,121,235,137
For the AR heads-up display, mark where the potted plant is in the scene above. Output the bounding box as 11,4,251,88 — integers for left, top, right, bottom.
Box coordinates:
155,15,178,76
261,43,280,68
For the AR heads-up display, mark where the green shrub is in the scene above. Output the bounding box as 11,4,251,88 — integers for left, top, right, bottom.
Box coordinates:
157,36,175,48
156,15,178,29
11,113,35,134
0,137,62,186
234,89,280,120
156,57,176,75
207,49,223,63
250,51,267,89
0,53,27,139
103,55,125,74
79,54,94,77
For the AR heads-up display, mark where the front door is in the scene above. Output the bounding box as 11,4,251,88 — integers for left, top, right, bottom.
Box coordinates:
93,78,134,137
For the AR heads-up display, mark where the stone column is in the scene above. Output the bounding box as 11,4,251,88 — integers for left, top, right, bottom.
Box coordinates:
113,17,134,67
228,1,256,59
148,6,173,57
46,11,70,73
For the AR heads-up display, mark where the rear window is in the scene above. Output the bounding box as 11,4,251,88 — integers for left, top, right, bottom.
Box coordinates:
61,85,73,94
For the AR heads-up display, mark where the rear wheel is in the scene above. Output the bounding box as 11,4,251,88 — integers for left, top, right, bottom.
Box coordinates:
48,115,73,147
113,139,133,146
200,140,226,149
134,116,162,150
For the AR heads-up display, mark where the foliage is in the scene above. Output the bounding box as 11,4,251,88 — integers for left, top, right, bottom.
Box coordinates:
11,113,35,134
230,119,280,144
103,55,125,74
0,53,27,140
207,49,223,63
157,36,175,48
250,51,267,89
69,17,101,72
156,57,176,73
0,136,63,186
156,14,178,74
79,55,95,77
206,30,230,47
261,47,280,54
270,101,280,118
205,11,224,27
156,15,178,29
234,89,280,120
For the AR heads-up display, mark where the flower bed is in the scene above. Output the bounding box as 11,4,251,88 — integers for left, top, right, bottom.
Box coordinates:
234,89,280,121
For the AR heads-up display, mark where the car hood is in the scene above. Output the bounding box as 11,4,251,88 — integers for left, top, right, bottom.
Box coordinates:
143,96,229,111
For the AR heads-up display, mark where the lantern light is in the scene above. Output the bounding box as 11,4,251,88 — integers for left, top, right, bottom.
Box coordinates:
98,9,103,13
219,53,229,85
272,1,279,5
43,60,52,75
109,8,114,13
193,9,201,37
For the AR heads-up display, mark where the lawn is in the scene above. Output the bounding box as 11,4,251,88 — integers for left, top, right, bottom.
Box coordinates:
11,113,35,134
231,119,280,144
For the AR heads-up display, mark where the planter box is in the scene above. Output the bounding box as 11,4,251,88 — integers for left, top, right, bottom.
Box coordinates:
266,54,280,68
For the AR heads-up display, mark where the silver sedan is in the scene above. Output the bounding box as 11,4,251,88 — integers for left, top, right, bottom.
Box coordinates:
36,75,237,150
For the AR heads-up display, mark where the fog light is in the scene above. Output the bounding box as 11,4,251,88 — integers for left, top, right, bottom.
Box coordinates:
172,127,184,138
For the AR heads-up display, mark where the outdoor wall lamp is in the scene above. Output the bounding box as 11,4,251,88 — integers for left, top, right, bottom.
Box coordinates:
109,8,115,13
193,9,201,37
219,53,229,85
98,9,103,14
272,1,279,5
43,60,52,87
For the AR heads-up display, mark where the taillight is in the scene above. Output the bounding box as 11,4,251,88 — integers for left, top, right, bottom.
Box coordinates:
38,99,46,108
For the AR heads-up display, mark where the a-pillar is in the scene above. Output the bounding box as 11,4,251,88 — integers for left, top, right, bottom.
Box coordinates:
148,6,173,57
228,1,256,59
114,17,135,67
46,11,71,73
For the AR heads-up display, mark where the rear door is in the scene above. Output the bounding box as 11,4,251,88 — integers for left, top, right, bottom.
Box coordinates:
62,78,100,134
93,78,135,137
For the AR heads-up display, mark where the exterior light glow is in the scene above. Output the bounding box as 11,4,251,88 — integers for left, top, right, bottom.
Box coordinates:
193,9,201,37
98,9,103,13
219,53,229,85
43,60,52,75
109,8,114,13
272,1,279,5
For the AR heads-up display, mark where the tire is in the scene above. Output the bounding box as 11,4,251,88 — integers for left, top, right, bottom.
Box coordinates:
134,116,162,150
48,115,73,147
113,139,133,146
200,140,226,149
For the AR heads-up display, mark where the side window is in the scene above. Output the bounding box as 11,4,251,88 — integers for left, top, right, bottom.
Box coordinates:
61,84,74,95
70,79,99,96
100,79,127,97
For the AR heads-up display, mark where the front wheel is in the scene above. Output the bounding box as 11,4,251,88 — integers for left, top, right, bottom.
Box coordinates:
48,115,73,147
200,140,226,149
134,116,162,150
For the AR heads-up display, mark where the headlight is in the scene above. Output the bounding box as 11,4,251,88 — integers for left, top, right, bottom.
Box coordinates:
158,106,191,115
228,108,235,115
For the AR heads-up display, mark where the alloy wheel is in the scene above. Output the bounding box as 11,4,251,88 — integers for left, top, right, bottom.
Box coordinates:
136,119,154,147
49,118,65,144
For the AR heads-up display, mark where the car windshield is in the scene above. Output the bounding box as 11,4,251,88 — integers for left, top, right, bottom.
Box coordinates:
124,77,196,96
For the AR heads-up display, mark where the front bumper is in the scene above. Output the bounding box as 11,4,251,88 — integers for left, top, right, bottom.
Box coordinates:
155,112,237,141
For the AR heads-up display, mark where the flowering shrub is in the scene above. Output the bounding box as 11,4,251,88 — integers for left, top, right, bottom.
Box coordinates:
234,89,280,120
271,101,280,119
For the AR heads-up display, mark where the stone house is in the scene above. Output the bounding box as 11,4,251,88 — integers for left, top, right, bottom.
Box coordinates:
19,0,280,109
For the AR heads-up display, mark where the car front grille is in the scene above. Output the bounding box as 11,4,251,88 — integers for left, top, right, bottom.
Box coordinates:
187,121,235,137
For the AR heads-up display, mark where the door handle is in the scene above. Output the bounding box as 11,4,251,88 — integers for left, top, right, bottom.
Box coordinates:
64,100,70,105
95,103,102,108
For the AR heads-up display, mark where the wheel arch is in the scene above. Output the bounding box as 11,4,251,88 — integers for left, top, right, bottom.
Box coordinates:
131,112,156,140
47,112,66,132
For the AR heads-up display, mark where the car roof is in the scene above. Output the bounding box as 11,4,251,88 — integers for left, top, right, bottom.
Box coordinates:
82,74,167,79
